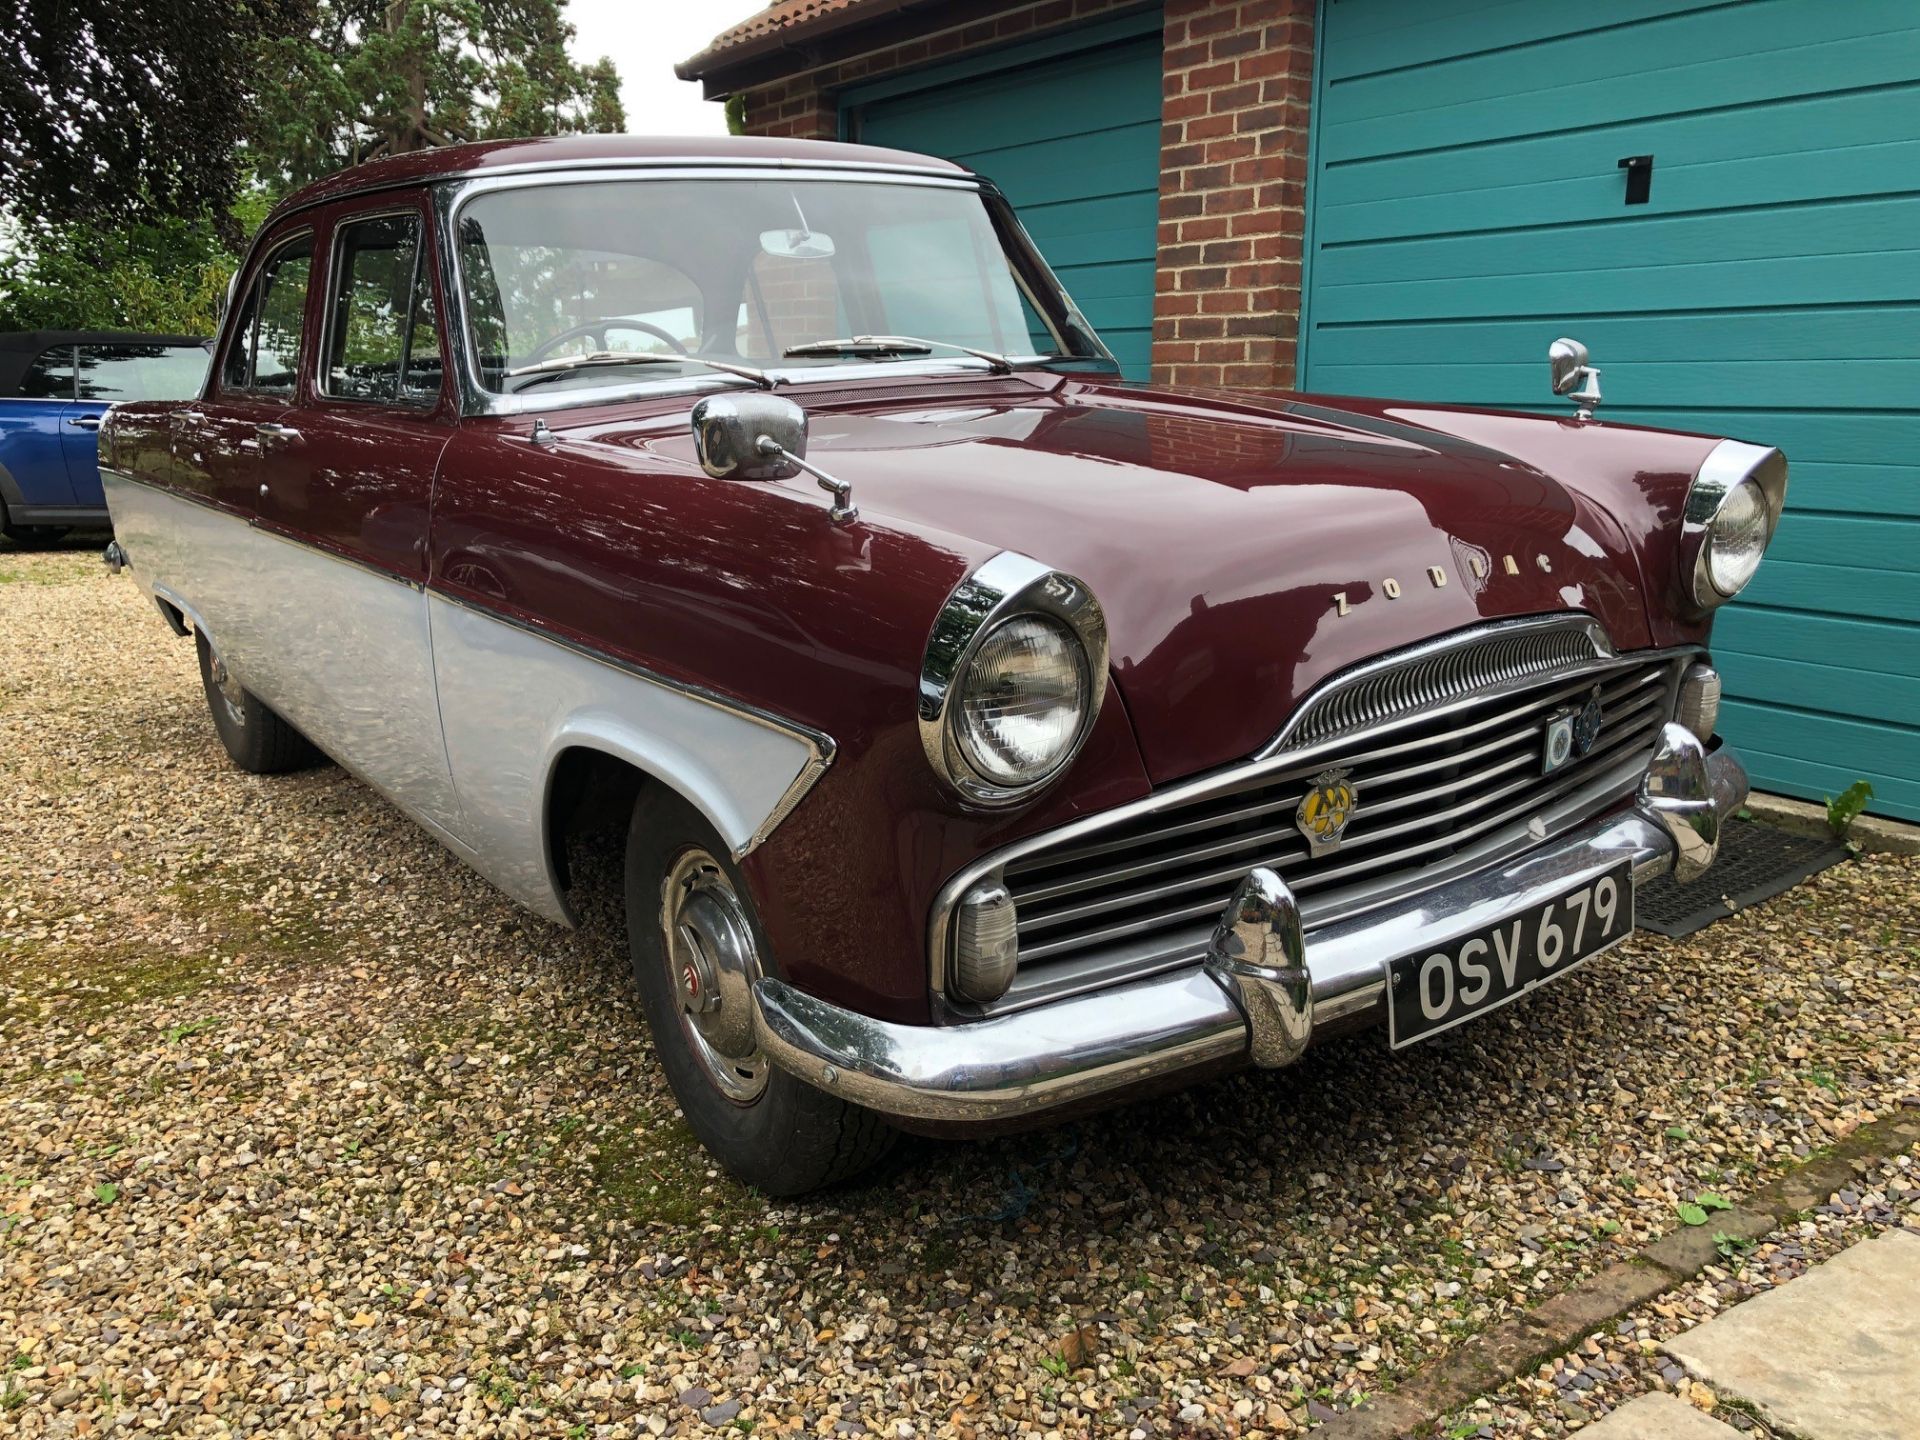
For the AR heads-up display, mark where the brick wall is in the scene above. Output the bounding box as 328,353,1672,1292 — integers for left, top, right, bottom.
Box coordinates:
728,0,1318,391
1154,0,1315,390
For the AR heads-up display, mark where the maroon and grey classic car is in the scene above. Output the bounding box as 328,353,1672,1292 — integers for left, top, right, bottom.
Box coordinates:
100,136,1781,1194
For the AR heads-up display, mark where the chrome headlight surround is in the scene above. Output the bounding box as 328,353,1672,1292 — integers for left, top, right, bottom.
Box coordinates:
919,551,1109,808
1680,439,1788,613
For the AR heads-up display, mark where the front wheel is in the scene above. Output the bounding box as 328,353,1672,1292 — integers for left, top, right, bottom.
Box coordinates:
625,790,896,1195
195,631,324,774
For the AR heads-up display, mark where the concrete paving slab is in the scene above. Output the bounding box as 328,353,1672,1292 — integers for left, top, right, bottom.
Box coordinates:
1663,1229,1920,1440
1581,1392,1742,1439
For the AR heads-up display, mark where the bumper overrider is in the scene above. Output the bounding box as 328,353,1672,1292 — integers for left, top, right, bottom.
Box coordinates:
750,724,1745,1125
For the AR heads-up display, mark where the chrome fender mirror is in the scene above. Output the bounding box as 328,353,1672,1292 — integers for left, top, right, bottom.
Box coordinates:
690,392,808,481
1548,337,1603,421
689,392,858,525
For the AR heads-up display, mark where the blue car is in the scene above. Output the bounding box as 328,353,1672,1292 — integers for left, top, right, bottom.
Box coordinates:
0,331,211,540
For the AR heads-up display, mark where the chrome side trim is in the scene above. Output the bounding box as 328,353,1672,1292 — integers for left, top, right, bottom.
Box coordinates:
1680,439,1788,614
760,744,1749,1125
916,550,1110,808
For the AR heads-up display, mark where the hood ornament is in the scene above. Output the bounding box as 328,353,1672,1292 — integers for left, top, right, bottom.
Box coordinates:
1549,337,1603,422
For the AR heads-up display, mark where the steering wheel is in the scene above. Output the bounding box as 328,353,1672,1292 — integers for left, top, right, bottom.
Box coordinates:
528,317,689,361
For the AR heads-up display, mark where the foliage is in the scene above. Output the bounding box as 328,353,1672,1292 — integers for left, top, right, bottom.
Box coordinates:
248,0,627,195
0,0,625,336
0,202,264,334
1826,780,1873,839
0,0,303,234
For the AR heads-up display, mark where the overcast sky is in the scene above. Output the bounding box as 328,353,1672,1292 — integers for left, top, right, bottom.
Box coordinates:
566,0,767,135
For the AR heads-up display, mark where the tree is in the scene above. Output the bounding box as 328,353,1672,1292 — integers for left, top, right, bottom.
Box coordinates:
248,1,627,194
0,0,302,234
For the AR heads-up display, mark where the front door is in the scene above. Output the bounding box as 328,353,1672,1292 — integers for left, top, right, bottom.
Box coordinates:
246,203,462,836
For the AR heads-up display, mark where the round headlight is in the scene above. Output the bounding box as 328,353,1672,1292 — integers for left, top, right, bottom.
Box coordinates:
952,614,1089,788
1705,476,1770,597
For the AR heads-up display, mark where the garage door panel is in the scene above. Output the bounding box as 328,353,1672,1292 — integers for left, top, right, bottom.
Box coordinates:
1319,132,1920,246
1313,249,1919,324
1319,195,1920,285
1717,702,1920,811
1304,360,1920,413
1714,609,1920,681
1715,650,1920,732
850,23,1161,380
1320,0,1733,84
1718,739,1920,819
1320,21,1920,161
1742,561,1920,626
1309,305,1920,368
862,47,1163,153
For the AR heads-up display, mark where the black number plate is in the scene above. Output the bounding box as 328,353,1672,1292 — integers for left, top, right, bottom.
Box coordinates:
1385,860,1635,1048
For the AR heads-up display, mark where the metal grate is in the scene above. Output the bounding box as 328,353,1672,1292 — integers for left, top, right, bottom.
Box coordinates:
1635,817,1849,938
989,653,1685,1013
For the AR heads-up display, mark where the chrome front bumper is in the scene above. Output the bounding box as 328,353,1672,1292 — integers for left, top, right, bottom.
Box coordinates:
751,725,1746,1125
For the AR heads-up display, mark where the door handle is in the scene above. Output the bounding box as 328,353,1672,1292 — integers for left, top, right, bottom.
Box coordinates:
176,409,206,425
256,422,303,444
67,415,102,431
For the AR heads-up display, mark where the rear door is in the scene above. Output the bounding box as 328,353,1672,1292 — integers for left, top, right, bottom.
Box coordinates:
1,344,79,509
68,343,211,506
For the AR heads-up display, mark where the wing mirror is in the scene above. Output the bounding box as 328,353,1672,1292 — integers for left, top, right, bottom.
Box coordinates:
689,392,858,524
1548,337,1603,421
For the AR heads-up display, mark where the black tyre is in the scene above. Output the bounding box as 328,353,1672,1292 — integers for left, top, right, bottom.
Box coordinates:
195,630,324,774
624,788,896,1196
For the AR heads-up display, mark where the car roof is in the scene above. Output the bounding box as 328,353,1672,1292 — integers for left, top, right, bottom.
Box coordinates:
0,332,211,396
267,134,970,224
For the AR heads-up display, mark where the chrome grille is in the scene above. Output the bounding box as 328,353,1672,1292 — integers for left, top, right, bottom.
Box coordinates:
983,650,1684,1014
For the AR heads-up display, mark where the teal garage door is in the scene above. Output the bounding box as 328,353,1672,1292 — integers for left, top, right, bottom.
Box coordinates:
1302,0,1920,821
844,10,1164,380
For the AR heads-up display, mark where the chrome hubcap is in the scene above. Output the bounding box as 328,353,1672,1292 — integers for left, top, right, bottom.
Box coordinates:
209,650,246,728
661,850,768,1104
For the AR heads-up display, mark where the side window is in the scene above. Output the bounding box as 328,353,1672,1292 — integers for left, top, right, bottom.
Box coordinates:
222,233,314,395
77,344,211,402
325,212,442,404
19,346,76,399
253,239,313,395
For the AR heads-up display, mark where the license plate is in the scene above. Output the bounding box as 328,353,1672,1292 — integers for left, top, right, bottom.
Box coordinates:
1385,860,1635,1048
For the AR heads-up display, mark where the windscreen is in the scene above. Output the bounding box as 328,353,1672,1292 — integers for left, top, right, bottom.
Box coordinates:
455,177,1106,394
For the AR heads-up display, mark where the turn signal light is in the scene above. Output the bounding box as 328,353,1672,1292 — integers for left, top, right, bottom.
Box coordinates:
1678,662,1722,744
952,881,1018,1003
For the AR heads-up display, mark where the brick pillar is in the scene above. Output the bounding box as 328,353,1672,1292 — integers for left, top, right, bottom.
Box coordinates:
1152,0,1315,390
741,78,837,139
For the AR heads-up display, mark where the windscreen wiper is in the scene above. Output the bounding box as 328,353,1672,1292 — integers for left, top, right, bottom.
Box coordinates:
782,334,1013,373
505,350,776,392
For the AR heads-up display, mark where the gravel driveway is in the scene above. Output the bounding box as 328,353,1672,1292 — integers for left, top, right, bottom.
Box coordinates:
3,541,1916,1438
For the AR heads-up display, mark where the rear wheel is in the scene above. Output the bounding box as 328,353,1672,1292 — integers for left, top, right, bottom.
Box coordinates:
195,631,323,774
624,789,895,1195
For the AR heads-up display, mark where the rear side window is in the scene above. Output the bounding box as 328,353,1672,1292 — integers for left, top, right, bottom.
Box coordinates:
222,232,315,395
76,344,210,402
324,212,443,404
18,346,76,399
